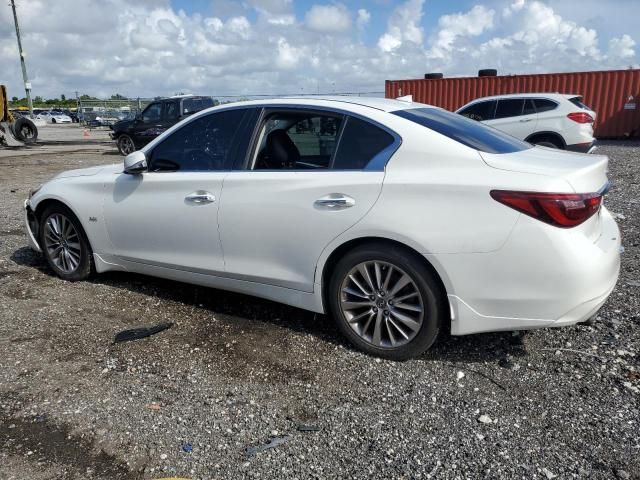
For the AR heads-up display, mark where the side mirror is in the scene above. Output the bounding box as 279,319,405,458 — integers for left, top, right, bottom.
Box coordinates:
123,151,147,174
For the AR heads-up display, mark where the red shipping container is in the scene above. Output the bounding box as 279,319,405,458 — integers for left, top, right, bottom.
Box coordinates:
385,69,640,138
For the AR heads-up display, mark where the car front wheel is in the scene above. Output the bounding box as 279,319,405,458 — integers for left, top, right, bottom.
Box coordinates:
39,204,93,281
117,134,136,156
329,243,444,360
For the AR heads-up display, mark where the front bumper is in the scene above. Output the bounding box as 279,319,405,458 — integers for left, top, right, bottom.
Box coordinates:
443,207,621,335
24,199,42,253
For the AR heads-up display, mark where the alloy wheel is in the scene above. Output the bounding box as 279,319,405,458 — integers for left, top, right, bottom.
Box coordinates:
339,261,424,348
43,213,82,273
118,136,135,155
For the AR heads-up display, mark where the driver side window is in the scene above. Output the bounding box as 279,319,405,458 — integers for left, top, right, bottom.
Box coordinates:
142,103,162,123
148,109,247,172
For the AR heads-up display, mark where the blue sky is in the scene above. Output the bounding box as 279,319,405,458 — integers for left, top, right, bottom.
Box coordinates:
0,0,637,98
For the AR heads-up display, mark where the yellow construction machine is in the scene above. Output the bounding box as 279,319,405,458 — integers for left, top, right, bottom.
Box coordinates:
0,84,38,146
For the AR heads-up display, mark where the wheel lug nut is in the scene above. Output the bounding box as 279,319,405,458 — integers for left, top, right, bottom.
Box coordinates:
369,295,375,301
388,300,394,305
373,307,378,313
384,310,389,316
379,291,385,296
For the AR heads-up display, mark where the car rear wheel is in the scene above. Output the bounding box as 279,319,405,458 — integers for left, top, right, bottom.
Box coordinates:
329,243,444,360
117,134,136,156
39,204,93,281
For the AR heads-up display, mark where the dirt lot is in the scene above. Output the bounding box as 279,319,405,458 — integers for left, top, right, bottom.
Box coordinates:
0,125,639,479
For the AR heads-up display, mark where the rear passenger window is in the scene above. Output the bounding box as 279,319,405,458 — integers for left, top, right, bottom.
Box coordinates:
458,100,496,121
534,99,558,113
332,117,394,170
494,99,524,119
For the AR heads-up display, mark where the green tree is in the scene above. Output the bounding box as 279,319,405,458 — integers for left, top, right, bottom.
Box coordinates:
61,94,66,101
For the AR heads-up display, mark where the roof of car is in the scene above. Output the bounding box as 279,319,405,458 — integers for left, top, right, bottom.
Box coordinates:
212,96,434,113
464,93,579,102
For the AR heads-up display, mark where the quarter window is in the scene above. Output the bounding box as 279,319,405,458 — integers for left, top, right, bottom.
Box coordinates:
333,117,394,170
149,109,247,171
494,99,524,119
458,100,497,121
533,99,558,113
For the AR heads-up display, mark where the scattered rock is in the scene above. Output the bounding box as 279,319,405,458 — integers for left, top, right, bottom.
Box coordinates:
478,415,493,424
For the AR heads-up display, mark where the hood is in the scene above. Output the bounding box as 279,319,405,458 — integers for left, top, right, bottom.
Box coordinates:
50,163,122,180
479,146,608,193
112,118,134,131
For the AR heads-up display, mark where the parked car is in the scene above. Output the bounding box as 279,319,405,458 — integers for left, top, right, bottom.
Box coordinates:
37,110,72,124
110,95,215,155
456,93,597,153
53,109,79,123
24,97,620,359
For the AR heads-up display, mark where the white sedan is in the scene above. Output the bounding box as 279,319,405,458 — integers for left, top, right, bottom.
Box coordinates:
23,97,620,359
37,111,72,124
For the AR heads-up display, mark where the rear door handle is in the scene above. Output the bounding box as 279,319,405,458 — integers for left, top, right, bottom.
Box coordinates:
185,191,215,204
519,118,533,123
314,194,355,210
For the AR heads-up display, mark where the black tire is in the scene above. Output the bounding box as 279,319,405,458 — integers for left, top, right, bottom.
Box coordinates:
117,134,136,156
478,68,498,77
12,117,38,144
51,118,56,124
328,242,444,360
38,203,94,281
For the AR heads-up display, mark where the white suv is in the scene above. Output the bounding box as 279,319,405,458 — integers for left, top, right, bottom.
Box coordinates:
456,93,596,153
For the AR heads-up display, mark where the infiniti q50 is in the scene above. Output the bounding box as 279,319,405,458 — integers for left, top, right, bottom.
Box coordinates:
24,97,620,359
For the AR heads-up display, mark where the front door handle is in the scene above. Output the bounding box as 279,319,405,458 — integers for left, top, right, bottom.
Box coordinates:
185,191,215,204
314,194,355,210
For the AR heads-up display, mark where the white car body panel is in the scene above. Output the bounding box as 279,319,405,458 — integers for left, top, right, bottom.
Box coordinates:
24,97,620,337
103,171,226,274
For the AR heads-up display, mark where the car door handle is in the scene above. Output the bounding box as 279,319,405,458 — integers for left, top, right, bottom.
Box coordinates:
519,118,533,123
314,194,355,210
185,191,215,204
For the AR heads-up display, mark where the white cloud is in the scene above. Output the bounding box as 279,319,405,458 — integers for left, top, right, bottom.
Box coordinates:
429,5,495,59
356,9,371,31
377,0,424,52
0,0,636,99
609,34,636,58
305,4,351,33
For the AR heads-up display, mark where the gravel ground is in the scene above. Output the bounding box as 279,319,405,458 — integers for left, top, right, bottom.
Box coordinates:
0,136,638,480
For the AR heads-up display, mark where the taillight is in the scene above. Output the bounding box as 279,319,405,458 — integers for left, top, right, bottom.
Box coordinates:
567,112,594,124
490,190,602,228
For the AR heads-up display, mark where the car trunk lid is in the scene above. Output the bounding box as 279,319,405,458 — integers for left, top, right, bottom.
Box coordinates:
479,146,608,193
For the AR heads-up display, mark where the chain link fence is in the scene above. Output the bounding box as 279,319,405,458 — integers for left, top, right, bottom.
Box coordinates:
77,92,385,127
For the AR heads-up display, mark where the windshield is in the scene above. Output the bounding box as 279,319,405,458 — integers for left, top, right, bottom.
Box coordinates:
392,107,532,154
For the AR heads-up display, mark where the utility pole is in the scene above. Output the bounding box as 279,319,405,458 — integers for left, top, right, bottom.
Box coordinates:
10,0,34,118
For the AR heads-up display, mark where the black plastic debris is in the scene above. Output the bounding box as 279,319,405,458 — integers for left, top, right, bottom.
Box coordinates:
113,322,173,344
297,424,320,432
245,435,290,457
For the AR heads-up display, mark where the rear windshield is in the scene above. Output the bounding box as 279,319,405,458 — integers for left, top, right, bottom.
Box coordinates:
182,97,215,115
393,108,531,154
569,96,590,110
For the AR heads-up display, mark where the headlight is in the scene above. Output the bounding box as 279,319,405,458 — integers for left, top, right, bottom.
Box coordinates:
29,184,42,199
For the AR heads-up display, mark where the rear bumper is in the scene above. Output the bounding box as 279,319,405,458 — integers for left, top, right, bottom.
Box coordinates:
566,141,596,154
443,207,621,335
